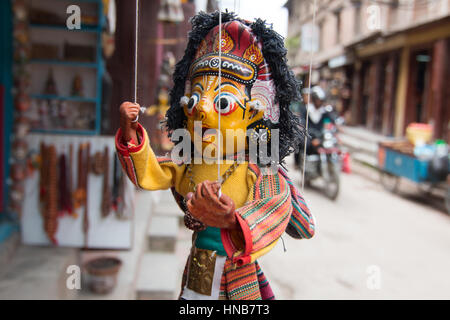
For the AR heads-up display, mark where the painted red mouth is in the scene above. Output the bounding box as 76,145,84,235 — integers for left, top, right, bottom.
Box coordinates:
202,126,209,136
202,126,218,136
201,126,219,145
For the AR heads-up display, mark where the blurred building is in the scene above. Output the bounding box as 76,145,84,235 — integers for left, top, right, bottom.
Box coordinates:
285,0,450,141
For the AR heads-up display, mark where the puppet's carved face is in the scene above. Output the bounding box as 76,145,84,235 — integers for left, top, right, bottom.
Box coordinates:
180,20,281,158
183,75,264,157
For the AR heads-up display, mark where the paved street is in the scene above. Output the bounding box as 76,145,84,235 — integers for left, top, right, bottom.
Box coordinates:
258,157,450,300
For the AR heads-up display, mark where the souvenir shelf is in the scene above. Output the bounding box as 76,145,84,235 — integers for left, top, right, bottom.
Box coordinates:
27,0,105,135
29,23,101,33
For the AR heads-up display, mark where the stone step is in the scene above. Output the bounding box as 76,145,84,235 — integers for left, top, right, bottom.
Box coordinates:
135,252,179,300
0,245,79,299
339,125,392,144
149,189,173,206
154,200,182,214
154,202,184,225
0,230,20,274
340,131,379,156
352,152,379,169
158,189,176,203
339,125,395,158
148,216,179,252
152,189,185,227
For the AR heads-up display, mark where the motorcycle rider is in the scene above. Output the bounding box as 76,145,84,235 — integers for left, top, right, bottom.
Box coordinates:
296,85,341,199
301,85,338,155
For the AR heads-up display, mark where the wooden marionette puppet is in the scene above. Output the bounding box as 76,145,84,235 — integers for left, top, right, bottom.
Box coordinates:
116,11,315,300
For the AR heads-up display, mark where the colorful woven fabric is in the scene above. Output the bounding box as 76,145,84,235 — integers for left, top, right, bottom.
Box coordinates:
255,261,274,300
220,258,262,300
221,166,293,266
279,167,316,239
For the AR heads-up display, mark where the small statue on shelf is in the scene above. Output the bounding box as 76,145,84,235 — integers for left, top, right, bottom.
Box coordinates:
71,74,84,97
38,99,50,129
43,68,58,96
49,100,60,129
59,101,69,129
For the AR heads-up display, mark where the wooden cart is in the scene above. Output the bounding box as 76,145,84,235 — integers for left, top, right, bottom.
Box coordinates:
378,141,450,214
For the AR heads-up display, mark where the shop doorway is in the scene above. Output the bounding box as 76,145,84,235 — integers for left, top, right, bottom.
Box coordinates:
405,49,432,127
359,61,370,127
380,53,398,136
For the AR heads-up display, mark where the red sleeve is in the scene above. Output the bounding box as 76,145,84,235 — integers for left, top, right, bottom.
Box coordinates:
114,123,146,188
115,123,146,157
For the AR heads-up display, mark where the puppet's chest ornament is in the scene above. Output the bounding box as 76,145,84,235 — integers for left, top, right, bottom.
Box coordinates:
186,247,217,296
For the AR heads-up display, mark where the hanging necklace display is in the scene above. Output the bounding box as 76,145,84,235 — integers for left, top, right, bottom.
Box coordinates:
74,144,87,210
44,145,59,245
83,143,91,248
67,144,75,217
91,151,105,175
39,143,47,206
58,153,69,216
80,142,91,248
73,143,90,247
57,149,75,217
112,154,126,219
101,146,112,218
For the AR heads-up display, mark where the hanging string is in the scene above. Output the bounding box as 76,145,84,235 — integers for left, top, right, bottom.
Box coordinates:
301,0,317,192
135,0,147,115
217,2,223,191
134,0,139,104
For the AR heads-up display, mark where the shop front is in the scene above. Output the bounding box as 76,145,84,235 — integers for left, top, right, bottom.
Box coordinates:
350,51,399,136
326,54,354,121
1,0,134,248
353,16,450,140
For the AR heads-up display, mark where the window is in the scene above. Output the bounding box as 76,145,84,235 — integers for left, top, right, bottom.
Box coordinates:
334,9,342,44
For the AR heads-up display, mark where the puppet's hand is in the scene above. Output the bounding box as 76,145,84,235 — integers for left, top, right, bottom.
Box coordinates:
119,101,140,142
186,181,237,230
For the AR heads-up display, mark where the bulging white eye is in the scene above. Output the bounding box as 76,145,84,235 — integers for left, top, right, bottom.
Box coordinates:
187,94,199,112
214,95,233,114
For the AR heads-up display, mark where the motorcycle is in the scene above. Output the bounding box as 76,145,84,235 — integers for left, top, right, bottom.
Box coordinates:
300,107,343,200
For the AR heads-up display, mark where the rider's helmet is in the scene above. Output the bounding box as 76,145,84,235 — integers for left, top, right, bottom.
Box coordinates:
310,86,326,102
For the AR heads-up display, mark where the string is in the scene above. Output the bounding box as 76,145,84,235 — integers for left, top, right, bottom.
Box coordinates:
301,0,317,192
134,0,139,104
217,3,222,189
